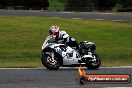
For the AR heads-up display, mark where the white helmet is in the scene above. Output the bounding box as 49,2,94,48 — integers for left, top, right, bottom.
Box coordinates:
49,26,59,37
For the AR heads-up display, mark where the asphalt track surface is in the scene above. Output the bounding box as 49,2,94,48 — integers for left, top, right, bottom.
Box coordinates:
0,10,132,21
0,67,132,88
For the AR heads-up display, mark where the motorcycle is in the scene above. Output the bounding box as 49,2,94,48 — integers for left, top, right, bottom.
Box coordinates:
41,36,101,70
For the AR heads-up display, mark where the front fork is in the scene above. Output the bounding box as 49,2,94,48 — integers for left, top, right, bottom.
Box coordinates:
51,51,55,61
50,51,57,65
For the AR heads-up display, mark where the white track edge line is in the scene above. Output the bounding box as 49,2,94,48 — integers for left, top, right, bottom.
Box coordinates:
0,66,132,69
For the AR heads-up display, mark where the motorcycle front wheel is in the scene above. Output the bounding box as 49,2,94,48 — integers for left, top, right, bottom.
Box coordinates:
41,53,60,70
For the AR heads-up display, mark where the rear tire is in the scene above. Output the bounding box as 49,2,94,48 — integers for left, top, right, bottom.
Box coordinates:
41,53,60,70
85,53,101,69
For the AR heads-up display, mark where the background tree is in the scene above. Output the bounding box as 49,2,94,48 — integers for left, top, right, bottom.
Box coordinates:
48,0,68,11
65,0,95,11
112,0,123,12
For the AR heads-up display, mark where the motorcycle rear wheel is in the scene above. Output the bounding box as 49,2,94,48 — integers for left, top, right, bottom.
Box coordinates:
85,53,101,69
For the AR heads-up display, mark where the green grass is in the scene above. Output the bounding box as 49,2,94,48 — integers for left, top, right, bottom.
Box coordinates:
0,16,132,67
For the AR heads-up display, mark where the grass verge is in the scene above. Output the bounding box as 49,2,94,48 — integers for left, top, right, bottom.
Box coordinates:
0,16,132,67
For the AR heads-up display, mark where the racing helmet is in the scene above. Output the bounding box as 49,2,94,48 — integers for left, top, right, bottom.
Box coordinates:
49,26,59,37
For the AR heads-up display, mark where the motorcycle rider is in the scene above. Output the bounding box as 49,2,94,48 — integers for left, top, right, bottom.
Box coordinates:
49,26,79,49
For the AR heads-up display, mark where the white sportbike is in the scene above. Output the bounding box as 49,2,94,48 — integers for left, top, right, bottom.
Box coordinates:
41,36,101,70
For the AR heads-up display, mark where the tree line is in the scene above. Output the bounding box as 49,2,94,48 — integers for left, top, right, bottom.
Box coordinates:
0,0,132,12
49,0,132,12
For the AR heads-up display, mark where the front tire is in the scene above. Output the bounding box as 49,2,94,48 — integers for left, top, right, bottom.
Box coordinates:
85,53,101,69
41,53,60,70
